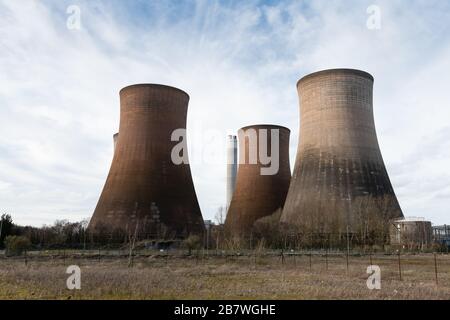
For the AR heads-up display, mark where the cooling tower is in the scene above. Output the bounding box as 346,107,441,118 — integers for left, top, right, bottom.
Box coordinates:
225,125,291,237
89,84,205,238
226,135,237,210
281,69,403,232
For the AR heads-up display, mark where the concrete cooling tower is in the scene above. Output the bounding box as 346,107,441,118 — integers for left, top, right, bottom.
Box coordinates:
281,69,403,233
89,84,205,238
225,125,291,237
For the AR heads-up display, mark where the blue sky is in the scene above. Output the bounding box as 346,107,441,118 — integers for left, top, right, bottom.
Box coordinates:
0,0,449,226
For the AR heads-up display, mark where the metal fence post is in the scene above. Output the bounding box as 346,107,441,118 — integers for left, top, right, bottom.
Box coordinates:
434,253,438,285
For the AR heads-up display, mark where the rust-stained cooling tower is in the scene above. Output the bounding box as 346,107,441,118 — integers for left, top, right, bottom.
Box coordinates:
281,69,403,232
225,125,291,237
89,84,205,238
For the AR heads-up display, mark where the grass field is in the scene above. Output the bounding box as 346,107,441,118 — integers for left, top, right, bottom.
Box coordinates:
0,251,449,299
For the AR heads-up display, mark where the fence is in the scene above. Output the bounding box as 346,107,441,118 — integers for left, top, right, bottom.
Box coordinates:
1,247,448,286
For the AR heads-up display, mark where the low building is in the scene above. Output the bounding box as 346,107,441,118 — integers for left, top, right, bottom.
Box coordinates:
433,225,450,248
390,217,433,249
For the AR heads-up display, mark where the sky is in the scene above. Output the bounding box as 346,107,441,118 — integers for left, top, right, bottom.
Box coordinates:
0,0,449,227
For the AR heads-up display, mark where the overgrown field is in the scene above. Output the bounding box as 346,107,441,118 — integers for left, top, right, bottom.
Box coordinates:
0,251,449,299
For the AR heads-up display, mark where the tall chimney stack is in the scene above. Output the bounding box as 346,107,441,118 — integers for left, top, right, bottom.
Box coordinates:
226,135,237,211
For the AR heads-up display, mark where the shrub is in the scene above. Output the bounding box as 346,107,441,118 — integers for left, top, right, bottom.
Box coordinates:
182,235,202,255
252,209,283,248
4,235,31,256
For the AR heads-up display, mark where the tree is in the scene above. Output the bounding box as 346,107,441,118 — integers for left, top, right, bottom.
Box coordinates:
0,214,13,248
212,207,226,250
182,234,202,255
4,235,31,256
252,209,283,248
214,206,225,225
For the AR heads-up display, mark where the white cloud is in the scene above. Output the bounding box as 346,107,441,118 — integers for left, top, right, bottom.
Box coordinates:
0,0,449,226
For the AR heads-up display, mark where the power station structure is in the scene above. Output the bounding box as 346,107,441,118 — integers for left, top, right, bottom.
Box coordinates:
225,124,291,237
226,135,237,211
390,217,433,249
89,84,205,238
433,225,450,248
281,69,403,233
87,69,408,245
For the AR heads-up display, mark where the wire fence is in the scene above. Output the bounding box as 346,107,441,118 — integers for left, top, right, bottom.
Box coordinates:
1,248,448,287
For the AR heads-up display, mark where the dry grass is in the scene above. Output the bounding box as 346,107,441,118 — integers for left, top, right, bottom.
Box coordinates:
0,252,449,300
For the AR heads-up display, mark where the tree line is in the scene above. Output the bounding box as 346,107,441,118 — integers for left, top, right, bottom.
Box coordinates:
0,214,90,251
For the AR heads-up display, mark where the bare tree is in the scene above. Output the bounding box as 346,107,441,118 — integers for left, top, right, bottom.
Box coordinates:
214,206,225,225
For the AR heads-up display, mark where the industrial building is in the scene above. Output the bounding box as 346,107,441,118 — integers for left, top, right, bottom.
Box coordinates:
89,84,205,239
281,69,404,235
390,217,433,249
225,124,291,237
433,225,450,248
88,70,414,245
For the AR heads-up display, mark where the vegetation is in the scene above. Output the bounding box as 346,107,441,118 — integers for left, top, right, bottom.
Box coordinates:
0,214,91,249
0,214,13,248
0,252,448,299
253,209,283,248
0,209,447,300
0,200,446,253
182,235,202,255
4,235,31,256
